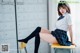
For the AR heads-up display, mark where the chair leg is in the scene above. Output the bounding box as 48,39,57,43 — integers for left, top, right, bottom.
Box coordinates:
24,47,27,53
71,49,73,53
53,48,57,53
19,48,21,53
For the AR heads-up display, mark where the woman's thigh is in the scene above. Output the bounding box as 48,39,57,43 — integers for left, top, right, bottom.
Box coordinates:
39,33,58,44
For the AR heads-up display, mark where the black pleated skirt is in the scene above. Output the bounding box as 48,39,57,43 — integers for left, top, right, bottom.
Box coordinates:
51,29,72,46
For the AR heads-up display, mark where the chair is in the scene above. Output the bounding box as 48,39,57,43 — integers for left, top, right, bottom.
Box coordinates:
51,43,75,53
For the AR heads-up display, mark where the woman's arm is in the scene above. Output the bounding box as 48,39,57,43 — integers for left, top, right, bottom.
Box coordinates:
68,25,73,44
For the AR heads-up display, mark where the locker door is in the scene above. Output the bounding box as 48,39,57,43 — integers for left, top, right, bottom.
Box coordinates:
0,0,17,53
17,0,49,53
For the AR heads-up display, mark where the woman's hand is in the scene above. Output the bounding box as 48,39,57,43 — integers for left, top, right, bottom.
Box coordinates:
72,43,76,47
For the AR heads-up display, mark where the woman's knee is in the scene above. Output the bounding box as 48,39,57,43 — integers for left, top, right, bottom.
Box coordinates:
40,28,50,33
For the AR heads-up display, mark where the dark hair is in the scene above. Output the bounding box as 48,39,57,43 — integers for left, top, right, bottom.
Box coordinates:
58,1,71,16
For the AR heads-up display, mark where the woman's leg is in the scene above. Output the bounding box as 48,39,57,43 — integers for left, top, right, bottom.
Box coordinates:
40,28,51,34
18,27,57,53
40,28,58,43
18,27,50,43
39,33,58,44
18,27,41,43
34,28,58,53
34,33,40,53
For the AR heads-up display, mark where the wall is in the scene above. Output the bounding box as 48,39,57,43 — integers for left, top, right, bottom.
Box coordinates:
49,0,58,31
0,0,17,53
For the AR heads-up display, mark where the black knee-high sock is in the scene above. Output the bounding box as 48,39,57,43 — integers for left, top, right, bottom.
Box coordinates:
34,33,40,53
18,27,41,43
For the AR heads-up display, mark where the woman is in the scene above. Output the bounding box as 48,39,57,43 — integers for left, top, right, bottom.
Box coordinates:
18,1,74,53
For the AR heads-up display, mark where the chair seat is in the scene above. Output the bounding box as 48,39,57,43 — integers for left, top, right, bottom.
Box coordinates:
51,43,75,49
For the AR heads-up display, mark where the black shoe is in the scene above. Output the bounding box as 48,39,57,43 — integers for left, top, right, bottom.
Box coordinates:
18,39,28,43
18,39,25,42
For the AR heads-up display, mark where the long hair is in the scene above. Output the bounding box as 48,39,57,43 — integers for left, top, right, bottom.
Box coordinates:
58,1,71,16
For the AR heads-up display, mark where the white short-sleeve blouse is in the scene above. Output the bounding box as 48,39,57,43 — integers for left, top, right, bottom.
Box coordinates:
55,13,72,31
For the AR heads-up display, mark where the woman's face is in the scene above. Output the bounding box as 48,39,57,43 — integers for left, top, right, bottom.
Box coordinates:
59,7,66,15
